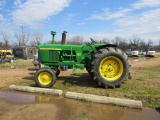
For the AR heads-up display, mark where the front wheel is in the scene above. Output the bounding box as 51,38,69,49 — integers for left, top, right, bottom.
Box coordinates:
35,68,56,88
91,47,131,88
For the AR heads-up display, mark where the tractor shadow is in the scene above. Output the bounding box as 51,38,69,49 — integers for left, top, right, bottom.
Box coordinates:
155,107,160,113
28,72,35,75
23,76,34,81
23,71,98,88
23,72,35,81
22,72,37,87
57,73,98,88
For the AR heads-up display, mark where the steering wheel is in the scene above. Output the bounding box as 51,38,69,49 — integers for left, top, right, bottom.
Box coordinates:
90,38,96,44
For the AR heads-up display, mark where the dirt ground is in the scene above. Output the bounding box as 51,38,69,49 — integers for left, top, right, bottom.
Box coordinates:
0,68,31,88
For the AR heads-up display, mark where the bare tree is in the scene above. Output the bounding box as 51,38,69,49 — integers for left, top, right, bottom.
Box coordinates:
14,32,21,46
0,31,11,49
112,36,128,51
100,38,110,44
15,31,29,46
138,39,154,51
147,39,153,47
0,41,4,49
30,33,43,46
139,40,148,51
129,36,142,49
67,35,84,45
112,36,121,45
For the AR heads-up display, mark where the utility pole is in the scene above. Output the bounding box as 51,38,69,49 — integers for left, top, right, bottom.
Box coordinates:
20,26,24,46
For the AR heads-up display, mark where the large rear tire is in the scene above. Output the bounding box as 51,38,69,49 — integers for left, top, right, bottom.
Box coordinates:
35,68,56,88
91,47,131,88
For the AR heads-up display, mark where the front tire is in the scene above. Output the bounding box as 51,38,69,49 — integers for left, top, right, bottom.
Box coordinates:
35,68,56,88
91,47,131,88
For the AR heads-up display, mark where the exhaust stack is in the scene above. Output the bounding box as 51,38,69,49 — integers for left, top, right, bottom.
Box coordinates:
61,31,67,44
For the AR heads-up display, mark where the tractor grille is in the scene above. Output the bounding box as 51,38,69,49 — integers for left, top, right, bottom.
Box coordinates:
49,50,59,62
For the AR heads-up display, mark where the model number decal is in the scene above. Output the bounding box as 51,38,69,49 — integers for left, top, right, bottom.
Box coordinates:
77,53,81,56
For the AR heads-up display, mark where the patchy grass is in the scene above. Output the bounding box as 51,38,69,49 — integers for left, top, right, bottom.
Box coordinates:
0,59,33,67
2,55,160,108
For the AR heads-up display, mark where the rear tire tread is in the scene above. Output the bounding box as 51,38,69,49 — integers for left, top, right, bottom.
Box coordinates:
91,47,131,88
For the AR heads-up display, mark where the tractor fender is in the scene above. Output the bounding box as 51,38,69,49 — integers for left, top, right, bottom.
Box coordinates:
95,44,117,51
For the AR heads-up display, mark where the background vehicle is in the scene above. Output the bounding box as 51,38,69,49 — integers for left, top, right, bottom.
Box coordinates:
138,50,146,55
32,31,131,89
126,49,139,56
145,47,155,57
0,50,14,63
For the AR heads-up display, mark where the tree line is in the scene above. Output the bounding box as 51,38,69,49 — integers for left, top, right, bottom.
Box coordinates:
57,35,160,52
0,30,43,50
0,30,160,52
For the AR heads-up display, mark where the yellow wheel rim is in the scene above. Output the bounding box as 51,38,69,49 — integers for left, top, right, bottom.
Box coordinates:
99,56,123,81
38,72,52,85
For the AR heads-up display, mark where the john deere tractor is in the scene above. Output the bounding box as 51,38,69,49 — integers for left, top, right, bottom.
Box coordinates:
34,31,131,88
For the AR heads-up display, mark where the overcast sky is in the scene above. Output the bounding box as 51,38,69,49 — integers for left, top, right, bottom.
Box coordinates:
0,0,160,44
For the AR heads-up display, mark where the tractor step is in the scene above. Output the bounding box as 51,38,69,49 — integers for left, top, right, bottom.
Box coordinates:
71,64,84,76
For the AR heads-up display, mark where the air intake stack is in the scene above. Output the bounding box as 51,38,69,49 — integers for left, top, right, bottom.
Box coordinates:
51,31,56,44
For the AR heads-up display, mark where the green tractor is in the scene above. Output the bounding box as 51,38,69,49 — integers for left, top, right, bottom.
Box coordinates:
34,31,131,88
